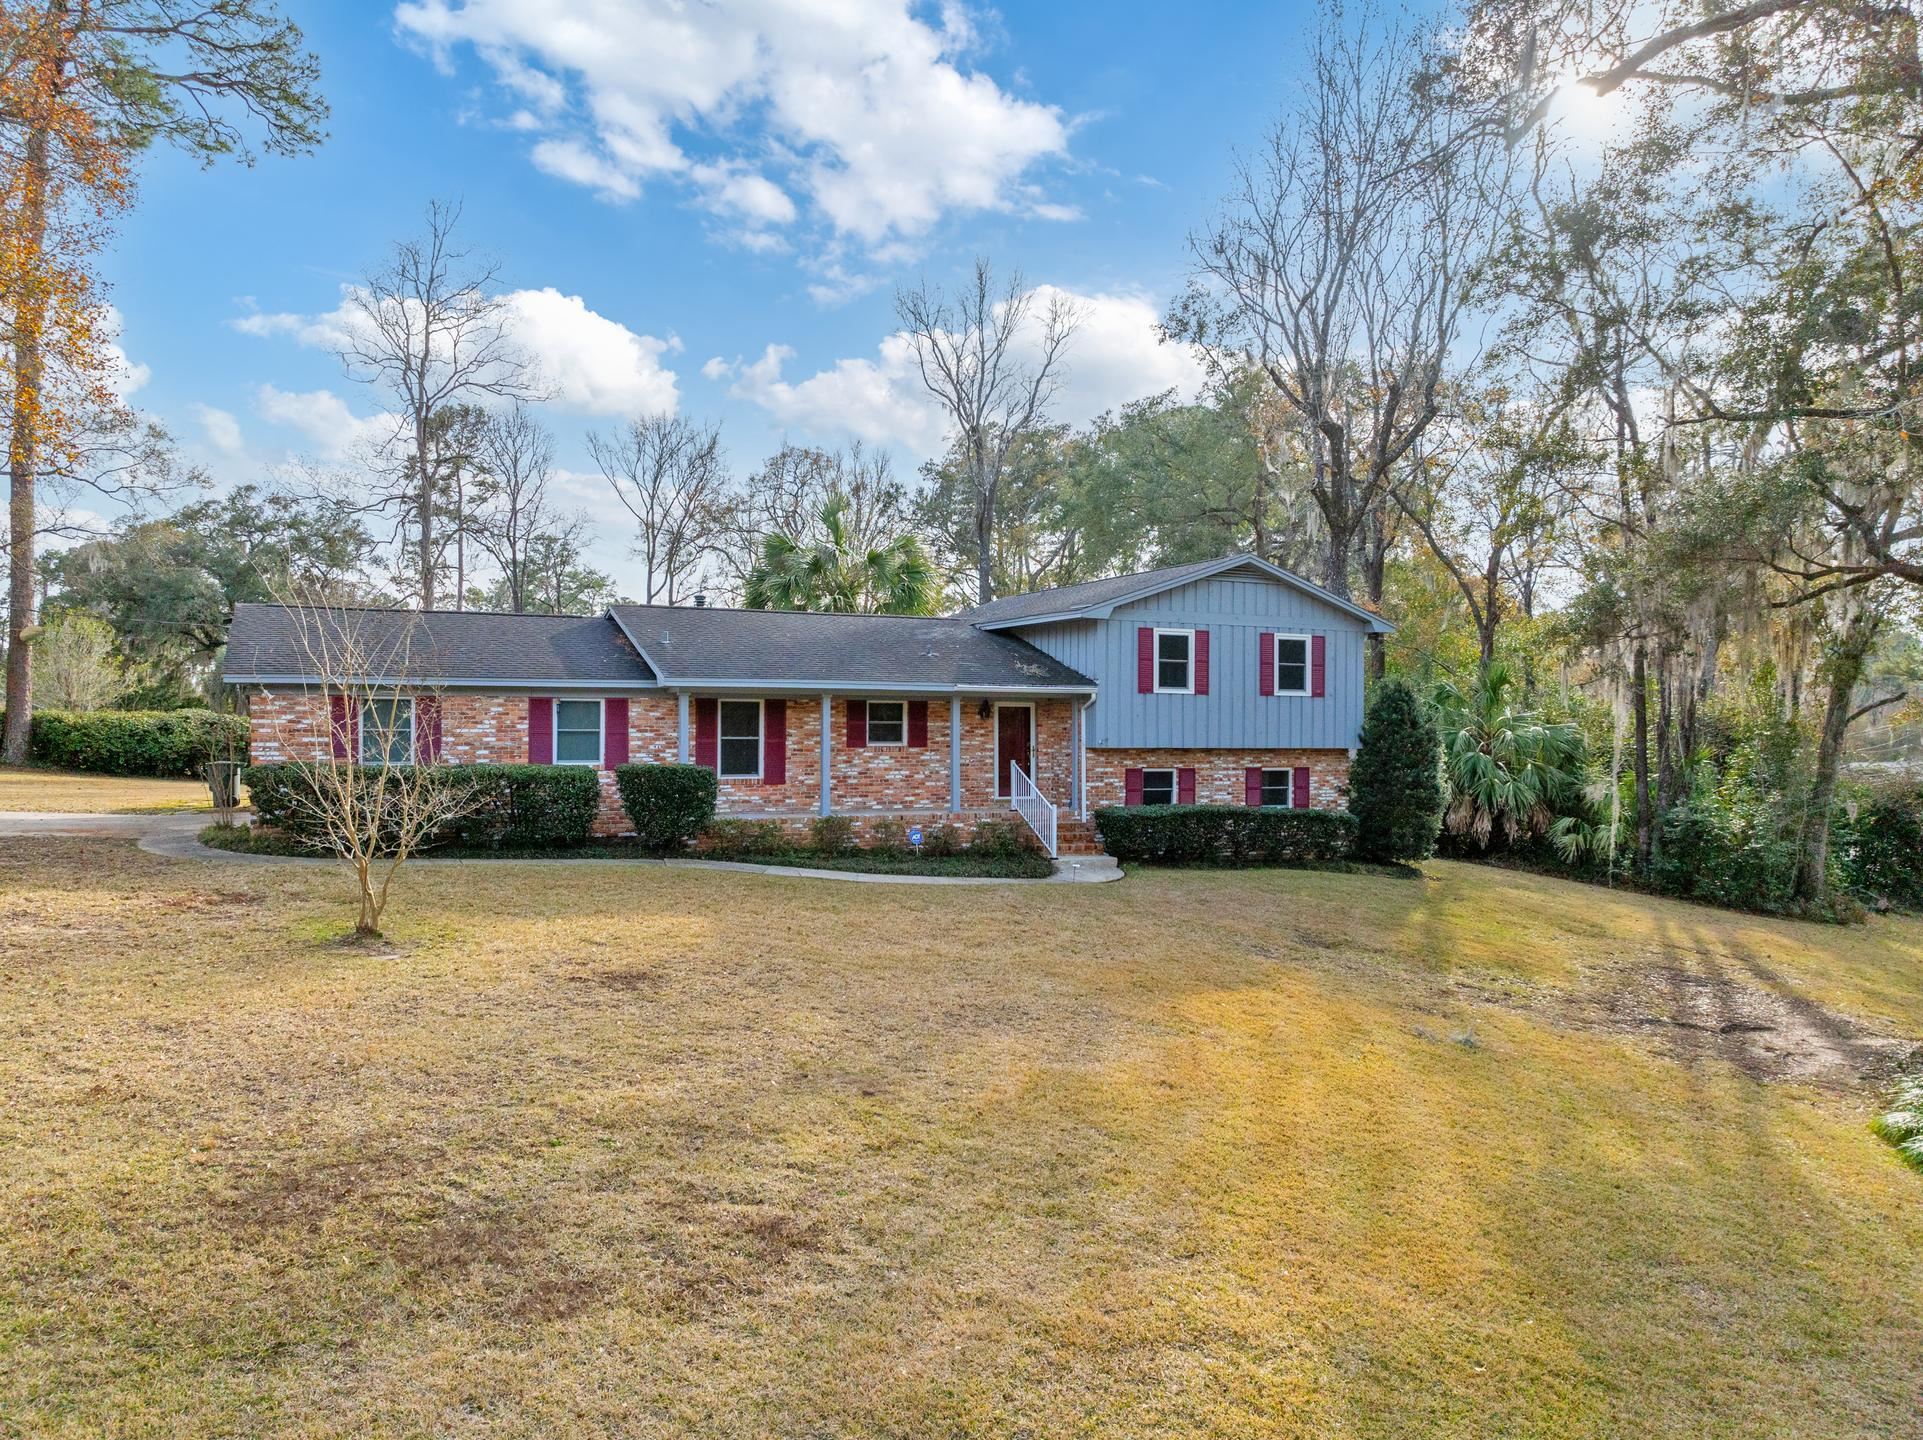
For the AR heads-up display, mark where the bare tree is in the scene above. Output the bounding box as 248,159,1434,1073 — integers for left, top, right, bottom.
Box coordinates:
1171,6,1505,671
896,259,1081,604
469,403,567,612
257,596,481,938
337,201,542,610
588,414,727,604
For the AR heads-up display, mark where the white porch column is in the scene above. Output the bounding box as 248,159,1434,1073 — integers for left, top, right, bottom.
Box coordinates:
676,692,689,763
949,696,963,815
820,693,832,817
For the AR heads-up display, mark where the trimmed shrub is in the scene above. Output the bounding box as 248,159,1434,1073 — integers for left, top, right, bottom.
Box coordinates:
241,762,598,852
921,821,963,858
1350,679,1443,862
445,765,600,849
15,708,247,776
968,817,1040,858
1094,805,1357,866
614,763,718,851
867,816,909,856
699,818,787,855
810,814,857,854
1840,783,1923,912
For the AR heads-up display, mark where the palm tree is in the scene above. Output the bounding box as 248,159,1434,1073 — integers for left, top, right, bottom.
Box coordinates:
1431,661,1588,850
743,499,938,614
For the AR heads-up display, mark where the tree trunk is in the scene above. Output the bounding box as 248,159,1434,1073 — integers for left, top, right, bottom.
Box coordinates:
974,464,996,604
1793,609,1879,904
1655,649,1678,825
3,106,53,766
416,417,435,610
1632,640,1652,872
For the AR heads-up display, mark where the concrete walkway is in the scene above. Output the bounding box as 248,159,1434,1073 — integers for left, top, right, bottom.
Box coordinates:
0,810,1122,885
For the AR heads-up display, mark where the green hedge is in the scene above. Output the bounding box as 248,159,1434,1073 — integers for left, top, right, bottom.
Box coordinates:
1840,782,1923,912
1094,804,1357,866
1,708,248,777
613,763,717,851
242,762,600,852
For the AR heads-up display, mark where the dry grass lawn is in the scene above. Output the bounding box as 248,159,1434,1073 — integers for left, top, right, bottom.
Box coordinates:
2,840,1920,1438
0,765,213,813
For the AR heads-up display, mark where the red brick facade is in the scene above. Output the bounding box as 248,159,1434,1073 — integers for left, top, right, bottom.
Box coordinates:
1083,747,1350,812
244,688,1084,838
246,689,1347,843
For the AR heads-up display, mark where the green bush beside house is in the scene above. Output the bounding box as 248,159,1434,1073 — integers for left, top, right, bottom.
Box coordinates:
2,708,248,777
1348,678,1444,862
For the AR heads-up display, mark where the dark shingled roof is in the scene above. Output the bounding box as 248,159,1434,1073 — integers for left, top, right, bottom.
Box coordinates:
962,552,1395,632
960,556,1232,626
609,604,1093,691
223,603,657,686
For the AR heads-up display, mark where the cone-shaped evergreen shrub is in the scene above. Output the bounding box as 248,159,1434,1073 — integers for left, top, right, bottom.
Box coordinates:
1350,678,1444,862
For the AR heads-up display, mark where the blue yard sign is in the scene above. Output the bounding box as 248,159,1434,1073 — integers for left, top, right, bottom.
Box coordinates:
908,826,924,849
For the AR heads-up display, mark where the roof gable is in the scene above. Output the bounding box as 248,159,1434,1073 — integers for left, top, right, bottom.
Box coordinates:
961,553,1394,633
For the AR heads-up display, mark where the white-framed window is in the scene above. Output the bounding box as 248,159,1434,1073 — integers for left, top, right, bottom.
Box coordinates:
1260,768,1296,808
1274,633,1312,695
359,696,413,765
867,699,906,745
718,699,762,779
1140,768,1177,806
1154,628,1194,693
554,698,603,765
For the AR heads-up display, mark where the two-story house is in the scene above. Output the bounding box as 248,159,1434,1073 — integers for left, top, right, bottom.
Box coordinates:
224,553,1392,856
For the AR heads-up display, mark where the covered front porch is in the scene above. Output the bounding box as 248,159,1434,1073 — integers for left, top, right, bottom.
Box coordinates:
662,688,1087,851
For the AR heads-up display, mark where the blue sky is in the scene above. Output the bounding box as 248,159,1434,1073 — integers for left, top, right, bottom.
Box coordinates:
102,1,1324,591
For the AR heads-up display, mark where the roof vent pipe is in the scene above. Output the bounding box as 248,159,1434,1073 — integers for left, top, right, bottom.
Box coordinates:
692,592,708,608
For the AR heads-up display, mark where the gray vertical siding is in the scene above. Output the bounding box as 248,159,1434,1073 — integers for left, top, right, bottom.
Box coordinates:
1010,574,1370,750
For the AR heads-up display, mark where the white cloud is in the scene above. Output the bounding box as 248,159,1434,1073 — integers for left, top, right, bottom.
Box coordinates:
503,287,678,416
191,404,244,455
392,0,1071,247
234,284,680,418
729,337,950,454
100,305,150,399
726,285,1207,456
254,385,395,460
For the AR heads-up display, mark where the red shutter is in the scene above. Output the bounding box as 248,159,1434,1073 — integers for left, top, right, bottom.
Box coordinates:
329,694,349,759
1177,767,1196,804
846,698,867,748
907,699,929,748
762,699,787,784
604,697,629,769
1124,767,1145,806
1137,627,1153,692
415,696,443,763
1245,766,1263,806
1259,632,1275,697
1194,630,1210,695
1311,635,1327,698
527,697,553,764
1293,766,1311,808
694,698,718,769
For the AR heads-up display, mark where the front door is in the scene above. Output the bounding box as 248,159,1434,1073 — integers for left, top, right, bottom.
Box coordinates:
996,703,1033,798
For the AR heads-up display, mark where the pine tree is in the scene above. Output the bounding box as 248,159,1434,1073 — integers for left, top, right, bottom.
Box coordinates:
1349,678,1443,862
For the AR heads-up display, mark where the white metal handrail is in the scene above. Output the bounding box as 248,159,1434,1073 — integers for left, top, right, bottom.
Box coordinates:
1008,761,1058,858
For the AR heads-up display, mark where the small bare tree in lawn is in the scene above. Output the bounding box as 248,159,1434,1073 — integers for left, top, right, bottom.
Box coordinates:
896,259,1081,605
268,595,480,939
